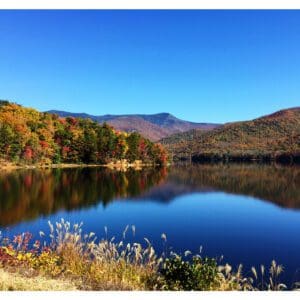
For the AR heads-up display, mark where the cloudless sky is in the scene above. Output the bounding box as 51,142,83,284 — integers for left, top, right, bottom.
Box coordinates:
0,10,299,123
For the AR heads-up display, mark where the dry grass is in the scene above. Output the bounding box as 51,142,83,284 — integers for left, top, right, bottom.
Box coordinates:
0,268,77,291
48,221,161,290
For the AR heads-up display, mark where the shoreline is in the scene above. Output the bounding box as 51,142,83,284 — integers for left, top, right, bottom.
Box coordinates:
0,161,163,171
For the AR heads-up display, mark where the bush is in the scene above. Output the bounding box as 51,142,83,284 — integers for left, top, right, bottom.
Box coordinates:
160,255,219,290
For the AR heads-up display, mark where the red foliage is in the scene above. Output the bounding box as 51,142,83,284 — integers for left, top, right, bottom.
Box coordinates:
59,118,66,125
0,247,17,265
39,140,49,148
13,232,32,251
138,140,146,153
155,143,168,164
62,146,70,154
23,146,34,160
67,117,77,126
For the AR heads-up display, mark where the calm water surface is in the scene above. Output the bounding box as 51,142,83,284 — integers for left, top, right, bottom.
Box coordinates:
0,164,300,285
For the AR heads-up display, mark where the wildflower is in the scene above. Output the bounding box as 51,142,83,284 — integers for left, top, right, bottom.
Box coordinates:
33,240,41,249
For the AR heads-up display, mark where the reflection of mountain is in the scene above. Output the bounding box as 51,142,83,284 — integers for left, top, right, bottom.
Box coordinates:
137,182,214,202
0,167,167,226
140,164,300,209
0,164,299,227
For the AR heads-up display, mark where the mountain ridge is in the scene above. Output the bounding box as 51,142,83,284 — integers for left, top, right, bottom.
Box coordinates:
161,106,300,163
46,110,221,141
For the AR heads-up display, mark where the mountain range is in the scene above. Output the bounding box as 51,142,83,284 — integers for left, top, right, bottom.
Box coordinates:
47,107,300,163
47,110,221,141
161,107,300,162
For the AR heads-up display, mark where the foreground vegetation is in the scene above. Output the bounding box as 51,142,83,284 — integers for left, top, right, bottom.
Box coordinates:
0,100,168,167
0,220,299,291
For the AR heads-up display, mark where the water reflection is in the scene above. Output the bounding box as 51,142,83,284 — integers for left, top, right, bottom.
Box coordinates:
0,163,299,227
0,167,167,226
154,163,300,209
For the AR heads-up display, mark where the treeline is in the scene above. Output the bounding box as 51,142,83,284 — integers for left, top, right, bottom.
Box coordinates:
0,101,168,165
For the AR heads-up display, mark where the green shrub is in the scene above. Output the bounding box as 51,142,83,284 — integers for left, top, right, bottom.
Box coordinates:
160,255,219,290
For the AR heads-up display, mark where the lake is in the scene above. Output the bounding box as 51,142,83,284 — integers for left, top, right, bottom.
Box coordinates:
0,164,300,286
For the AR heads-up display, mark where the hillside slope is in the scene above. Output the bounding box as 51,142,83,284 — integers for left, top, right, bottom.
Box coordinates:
161,107,300,163
47,110,220,141
0,101,168,166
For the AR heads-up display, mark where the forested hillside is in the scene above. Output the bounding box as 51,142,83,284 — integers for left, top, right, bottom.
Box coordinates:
0,101,167,165
161,107,300,163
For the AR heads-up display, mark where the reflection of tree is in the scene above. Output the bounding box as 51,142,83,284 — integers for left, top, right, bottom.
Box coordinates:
0,167,168,226
1,164,299,228
166,164,300,209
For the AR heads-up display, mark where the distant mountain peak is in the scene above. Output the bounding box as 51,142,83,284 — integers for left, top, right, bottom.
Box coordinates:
46,110,221,141
154,112,174,117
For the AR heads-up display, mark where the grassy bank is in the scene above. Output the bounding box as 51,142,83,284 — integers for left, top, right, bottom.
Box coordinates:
0,220,299,291
0,268,77,291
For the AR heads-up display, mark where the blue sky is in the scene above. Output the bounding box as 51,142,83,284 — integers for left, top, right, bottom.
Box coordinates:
0,10,299,123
